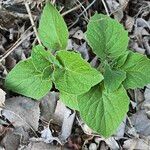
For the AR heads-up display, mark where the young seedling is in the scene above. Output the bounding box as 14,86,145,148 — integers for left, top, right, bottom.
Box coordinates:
5,2,150,137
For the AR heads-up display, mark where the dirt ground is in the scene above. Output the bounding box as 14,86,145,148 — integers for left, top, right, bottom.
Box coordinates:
0,0,150,149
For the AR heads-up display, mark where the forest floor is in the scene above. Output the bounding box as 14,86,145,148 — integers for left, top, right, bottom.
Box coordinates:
0,0,150,149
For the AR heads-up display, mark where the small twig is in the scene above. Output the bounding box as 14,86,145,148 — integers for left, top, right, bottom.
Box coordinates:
101,0,110,16
0,26,33,61
62,4,81,16
69,0,96,29
76,0,88,18
109,1,130,17
24,2,42,45
0,31,33,62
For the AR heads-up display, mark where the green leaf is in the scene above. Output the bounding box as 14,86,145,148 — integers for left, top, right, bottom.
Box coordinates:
60,92,79,111
86,13,129,60
113,51,129,68
38,2,69,51
54,50,103,94
104,64,126,91
32,45,61,71
121,52,150,89
78,84,129,137
5,59,52,100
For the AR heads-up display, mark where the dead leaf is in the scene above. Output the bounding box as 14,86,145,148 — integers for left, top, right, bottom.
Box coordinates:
105,0,123,21
118,0,129,8
144,84,150,102
41,127,61,144
0,89,5,107
59,109,75,143
136,18,150,28
0,146,5,150
105,137,119,150
52,101,67,125
123,138,150,150
115,118,126,138
90,56,99,68
40,92,58,122
77,117,93,135
130,42,145,54
2,96,40,131
130,110,150,136
76,42,89,61
20,141,62,150
125,15,135,32
67,39,73,50
1,127,29,150
143,36,150,55
72,42,89,61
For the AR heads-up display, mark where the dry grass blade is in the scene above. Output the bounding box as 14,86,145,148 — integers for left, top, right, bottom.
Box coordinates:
0,30,33,62
24,1,42,45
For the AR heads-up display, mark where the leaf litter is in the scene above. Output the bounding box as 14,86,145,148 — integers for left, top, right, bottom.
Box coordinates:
0,0,150,149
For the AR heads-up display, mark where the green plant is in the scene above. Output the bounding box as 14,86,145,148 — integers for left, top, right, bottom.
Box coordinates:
5,2,150,137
